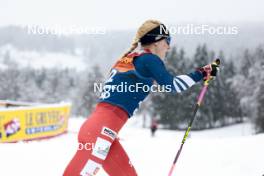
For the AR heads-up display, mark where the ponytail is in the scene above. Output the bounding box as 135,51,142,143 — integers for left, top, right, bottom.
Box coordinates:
121,38,139,58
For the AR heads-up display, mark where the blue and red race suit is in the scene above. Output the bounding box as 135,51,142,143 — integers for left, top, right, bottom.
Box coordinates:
99,49,203,117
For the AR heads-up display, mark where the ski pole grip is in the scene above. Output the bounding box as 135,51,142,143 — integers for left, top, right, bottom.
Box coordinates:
211,58,220,76
204,58,220,83
213,58,220,66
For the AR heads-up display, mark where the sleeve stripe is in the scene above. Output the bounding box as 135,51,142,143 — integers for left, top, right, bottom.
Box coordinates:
175,77,189,89
173,78,184,92
173,79,182,93
175,78,187,90
177,75,196,87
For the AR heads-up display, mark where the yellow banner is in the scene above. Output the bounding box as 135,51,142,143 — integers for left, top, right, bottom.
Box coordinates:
0,103,71,143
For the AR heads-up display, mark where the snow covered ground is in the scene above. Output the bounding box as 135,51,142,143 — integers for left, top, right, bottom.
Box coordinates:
0,117,263,176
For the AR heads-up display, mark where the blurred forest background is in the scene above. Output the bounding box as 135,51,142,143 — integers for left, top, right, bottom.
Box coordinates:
0,24,263,133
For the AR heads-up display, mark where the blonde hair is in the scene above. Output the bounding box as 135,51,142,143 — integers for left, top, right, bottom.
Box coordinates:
122,19,162,57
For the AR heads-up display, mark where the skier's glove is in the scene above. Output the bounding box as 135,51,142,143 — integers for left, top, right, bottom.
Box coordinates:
197,60,220,80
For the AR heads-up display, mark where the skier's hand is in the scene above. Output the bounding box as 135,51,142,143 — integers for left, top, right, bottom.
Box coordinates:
197,59,220,80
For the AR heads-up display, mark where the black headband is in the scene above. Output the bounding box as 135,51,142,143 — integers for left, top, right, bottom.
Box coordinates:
140,24,170,45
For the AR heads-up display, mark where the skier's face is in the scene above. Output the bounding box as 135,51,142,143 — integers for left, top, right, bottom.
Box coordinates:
154,39,170,59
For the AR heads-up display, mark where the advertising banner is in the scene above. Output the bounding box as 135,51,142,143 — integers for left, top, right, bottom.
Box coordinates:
0,103,71,143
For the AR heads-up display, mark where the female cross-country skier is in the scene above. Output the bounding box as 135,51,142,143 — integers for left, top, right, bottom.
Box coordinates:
63,19,218,176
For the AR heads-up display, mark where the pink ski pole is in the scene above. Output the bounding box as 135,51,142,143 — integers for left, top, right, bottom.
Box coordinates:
168,59,220,176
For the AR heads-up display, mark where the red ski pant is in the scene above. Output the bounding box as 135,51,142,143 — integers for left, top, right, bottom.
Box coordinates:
63,102,137,176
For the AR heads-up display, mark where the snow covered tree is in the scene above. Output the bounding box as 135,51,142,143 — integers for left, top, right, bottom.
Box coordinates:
255,83,264,133
232,45,264,133
15,67,42,102
72,65,103,117
249,47,264,133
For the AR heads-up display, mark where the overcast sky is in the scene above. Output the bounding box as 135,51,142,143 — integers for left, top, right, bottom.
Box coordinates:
0,0,263,29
